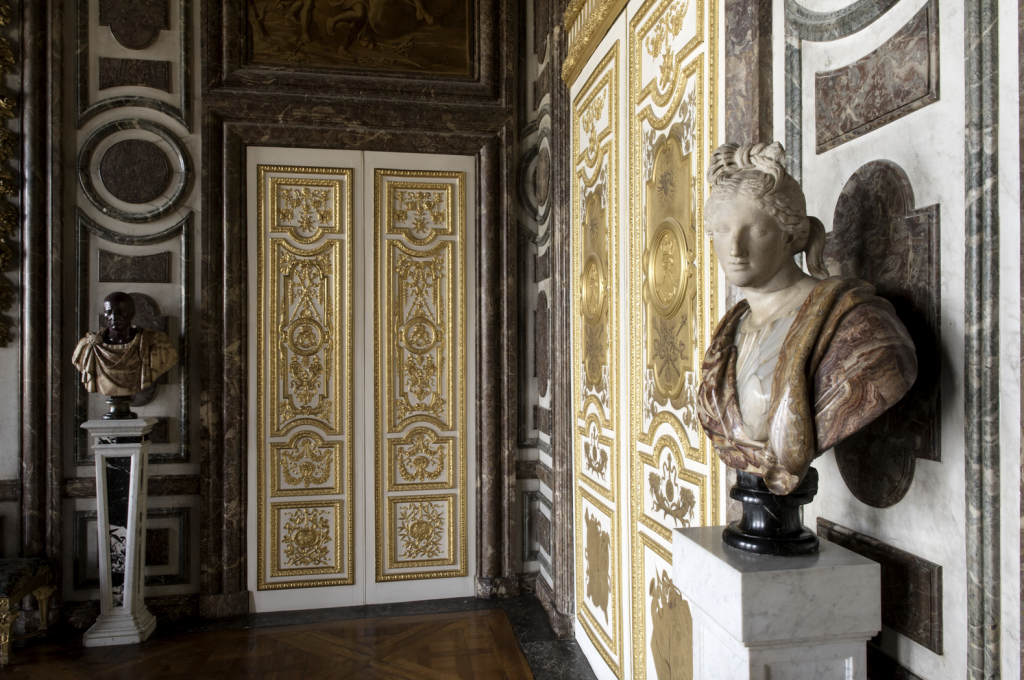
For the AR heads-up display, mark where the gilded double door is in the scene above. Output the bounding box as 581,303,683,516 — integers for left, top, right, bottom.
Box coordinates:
246,148,476,611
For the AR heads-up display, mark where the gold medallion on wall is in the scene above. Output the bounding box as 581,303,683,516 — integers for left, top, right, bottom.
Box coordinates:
629,0,718,677
375,169,467,582
257,165,355,590
572,42,623,678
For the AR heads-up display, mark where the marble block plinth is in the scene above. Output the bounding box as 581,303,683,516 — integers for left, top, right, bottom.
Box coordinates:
82,418,158,648
673,526,880,680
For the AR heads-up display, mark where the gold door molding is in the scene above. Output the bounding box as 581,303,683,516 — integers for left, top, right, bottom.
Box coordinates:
256,165,355,590
374,169,468,583
629,0,719,678
572,42,623,678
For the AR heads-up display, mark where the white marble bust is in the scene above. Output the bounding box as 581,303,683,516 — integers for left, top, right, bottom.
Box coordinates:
697,143,917,495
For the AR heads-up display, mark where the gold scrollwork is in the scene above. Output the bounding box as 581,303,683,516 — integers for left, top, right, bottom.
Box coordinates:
258,164,354,591
387,427,455,491
387,181,455,246
375,167,467,585
269,500,344,579
270,175,347,245
271,241,342,435
271,430,342,497
639,435,706,542
388,240,454,431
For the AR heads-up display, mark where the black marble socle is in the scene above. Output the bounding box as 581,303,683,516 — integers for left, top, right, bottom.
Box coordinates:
723,468,820,556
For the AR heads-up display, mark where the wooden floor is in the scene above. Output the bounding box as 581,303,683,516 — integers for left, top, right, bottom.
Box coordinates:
0,609,535,680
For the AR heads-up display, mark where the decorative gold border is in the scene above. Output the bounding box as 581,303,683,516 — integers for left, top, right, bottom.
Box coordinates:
374,168,468,584
385,493,457,571
385,181,455,246
572,42,623,679
268,499,345,579
386,427,456,491
270,430,343,497
257,165,355,591
563,0,631,86
269,176,344,245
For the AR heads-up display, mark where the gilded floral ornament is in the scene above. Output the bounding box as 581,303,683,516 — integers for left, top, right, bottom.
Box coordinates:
396,430,446,483
278,186,333,238
584,508,612,622
649,453,696,527
282,508,332,567
398,502,445,560
648,570,693,679
280,436,333,488
645,0,689,90
393,190,446,242
583,421,609,479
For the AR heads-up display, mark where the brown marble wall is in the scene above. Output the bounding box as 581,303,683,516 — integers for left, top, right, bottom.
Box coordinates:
725,0,773,145
814,0,938,153
824,160,940,507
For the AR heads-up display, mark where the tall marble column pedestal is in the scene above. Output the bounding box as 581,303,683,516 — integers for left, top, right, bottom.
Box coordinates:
673,526,880,680
81,418,157,647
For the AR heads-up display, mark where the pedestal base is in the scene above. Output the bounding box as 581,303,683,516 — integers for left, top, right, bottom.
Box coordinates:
673,526,880,680
83,607,156,647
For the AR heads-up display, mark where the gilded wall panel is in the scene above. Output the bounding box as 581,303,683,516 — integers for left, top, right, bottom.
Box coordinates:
257,165,354,590
375,170,467,583
628,0,718,677
572,42,623,677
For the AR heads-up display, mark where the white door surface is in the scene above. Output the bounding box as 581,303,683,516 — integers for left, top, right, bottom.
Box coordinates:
246,147,476,612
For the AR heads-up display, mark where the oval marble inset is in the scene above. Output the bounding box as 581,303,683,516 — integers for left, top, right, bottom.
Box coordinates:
99,139,171,204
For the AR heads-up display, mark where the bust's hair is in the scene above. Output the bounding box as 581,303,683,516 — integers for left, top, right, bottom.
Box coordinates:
704,142,828,278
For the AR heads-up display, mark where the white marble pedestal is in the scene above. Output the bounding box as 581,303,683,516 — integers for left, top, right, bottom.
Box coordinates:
673,526,880,680
81,418,157,647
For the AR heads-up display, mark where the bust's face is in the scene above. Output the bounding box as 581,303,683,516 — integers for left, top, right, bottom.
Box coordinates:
103,300,134,333
707,196,798,290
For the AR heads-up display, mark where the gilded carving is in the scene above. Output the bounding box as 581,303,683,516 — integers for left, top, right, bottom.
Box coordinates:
282,507,333,567
258,165,353,590
249,0,472,76
648,450,696,527
271,431,339,495
649,570,693,680
271,177,345,244
272,243,341,434
397,501,445,559
628,0,717,676
584,508,612,623
375,169,466,583
388,182,453,245
583,420,609,479
268,500,344,579
390,243,451,427
391,427,450,486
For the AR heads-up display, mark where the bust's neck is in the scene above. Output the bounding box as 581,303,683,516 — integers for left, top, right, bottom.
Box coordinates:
741,270,818,330
104,326,137,345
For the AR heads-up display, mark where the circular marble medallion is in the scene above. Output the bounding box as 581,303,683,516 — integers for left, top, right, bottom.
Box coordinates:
99,140,171,204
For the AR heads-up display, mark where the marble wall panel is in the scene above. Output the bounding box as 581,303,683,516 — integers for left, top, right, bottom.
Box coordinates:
98,58,171,92
824,160,940,507
819,518,942,654
97,250,172,283
814,0,938,153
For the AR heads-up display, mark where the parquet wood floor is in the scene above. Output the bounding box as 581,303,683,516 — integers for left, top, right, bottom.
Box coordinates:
0,609,535,680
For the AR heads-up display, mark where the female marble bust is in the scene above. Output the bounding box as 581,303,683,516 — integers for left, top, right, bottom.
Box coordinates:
697,142,917,496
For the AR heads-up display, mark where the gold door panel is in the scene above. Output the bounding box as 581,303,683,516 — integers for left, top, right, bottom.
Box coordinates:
375,169,468,583
256,165,355,590
572,40,623,678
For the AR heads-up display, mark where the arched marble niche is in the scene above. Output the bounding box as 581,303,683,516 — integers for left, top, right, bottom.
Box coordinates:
824,160,941,508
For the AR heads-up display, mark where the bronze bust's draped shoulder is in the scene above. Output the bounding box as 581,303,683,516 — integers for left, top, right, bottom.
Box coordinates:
72,292,178,398
695,142,916,554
